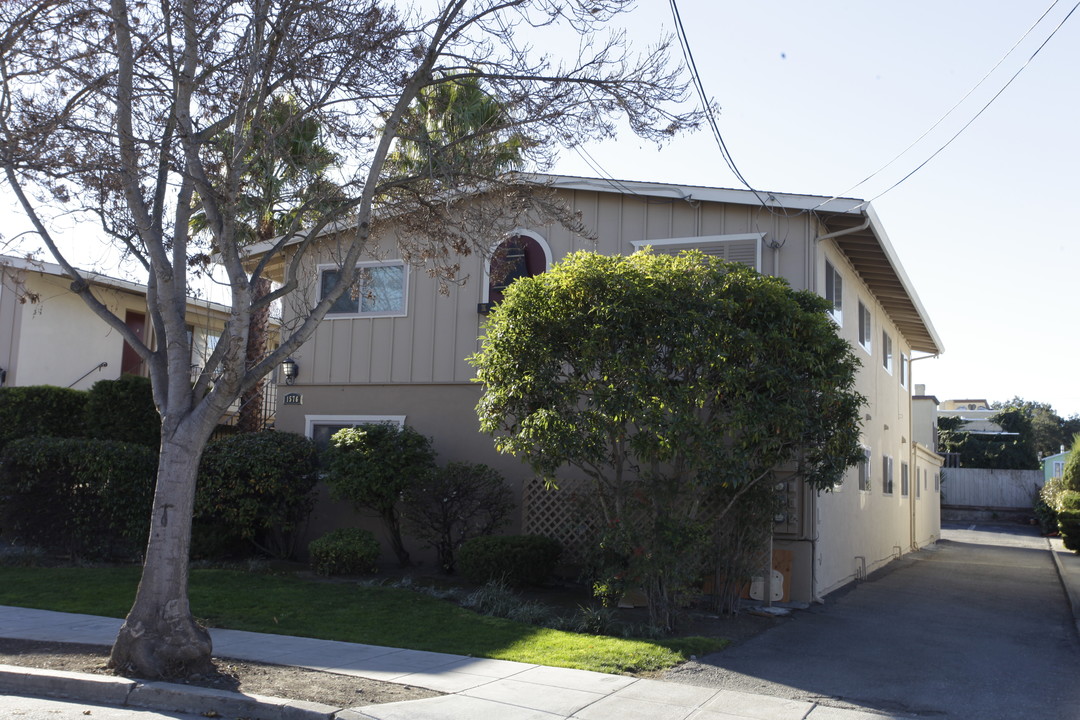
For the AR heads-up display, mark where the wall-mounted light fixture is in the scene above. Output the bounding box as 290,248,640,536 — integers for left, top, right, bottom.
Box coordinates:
281,357,299,385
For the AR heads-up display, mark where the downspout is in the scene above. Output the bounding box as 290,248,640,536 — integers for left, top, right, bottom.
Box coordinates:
815,215,872,243
810,212,871,602
908,353,940,549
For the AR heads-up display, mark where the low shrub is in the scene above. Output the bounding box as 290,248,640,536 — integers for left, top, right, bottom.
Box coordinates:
461,578,553,625
1062,434,1080,492
0,436,155,559
308,528,381,576
1058,490,1080,551
194,431,319,559
458,534,562,587
84,375,160,448
400,462,515,574
1036,477,1066,533
323,424,437,568
0,386,87,449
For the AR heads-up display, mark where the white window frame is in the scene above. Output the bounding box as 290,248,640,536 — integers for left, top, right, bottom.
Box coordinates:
305,414,406,438
1054,461,1065,478
824,259,843,326
882,330,893,374
934,472,941,493
901,462,909,497
882,455,894,495
900,352,909,388
481,229,553,304
630,233,764,271
318,261,408,318
858,447,872,492
858,301,872,353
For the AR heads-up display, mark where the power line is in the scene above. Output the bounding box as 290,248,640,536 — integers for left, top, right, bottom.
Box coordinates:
668,0,773,211
814,0,1071,211
856,0,1080,208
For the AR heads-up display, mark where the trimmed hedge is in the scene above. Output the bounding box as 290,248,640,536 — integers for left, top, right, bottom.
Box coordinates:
308,528,380,576
1058,490,1080,551
0,386,87,449
194,431,319,559
458,534,562,587
0,436,156,559
84,375,160,448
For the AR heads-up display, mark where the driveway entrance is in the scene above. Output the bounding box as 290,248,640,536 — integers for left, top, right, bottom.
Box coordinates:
666,524,1080,719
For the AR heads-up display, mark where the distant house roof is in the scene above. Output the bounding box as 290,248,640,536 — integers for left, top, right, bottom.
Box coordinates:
2,254,233,315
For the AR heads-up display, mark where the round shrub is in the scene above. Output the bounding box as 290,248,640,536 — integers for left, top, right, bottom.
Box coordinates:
323,424,437,567
0,385,87,449
194,431,319,559
0,436,156,559
458,534,562,587
84,375,160,448
401,461,515,574
308,528,381,576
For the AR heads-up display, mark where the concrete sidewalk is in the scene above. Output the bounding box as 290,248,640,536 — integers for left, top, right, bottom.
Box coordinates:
3,532,1079,720
1,605,908,720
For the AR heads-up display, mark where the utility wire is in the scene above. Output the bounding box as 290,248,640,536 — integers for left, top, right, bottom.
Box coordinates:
814,0,1068,211
855,0,1080,209
668,0,774,211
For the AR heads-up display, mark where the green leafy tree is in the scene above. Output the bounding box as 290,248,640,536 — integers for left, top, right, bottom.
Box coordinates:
992,397,1069,459
0,0,700,676
472,250,865,630
323,424,437,568
1063,434,1080,492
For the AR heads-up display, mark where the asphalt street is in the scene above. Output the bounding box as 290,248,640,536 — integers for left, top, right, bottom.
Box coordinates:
666,524,1080,719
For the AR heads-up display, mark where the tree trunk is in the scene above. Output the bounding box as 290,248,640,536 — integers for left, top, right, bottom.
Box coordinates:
236,276,272,433
108,435,213,678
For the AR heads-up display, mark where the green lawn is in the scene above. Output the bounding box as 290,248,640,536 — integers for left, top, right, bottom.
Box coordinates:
0,566,726,674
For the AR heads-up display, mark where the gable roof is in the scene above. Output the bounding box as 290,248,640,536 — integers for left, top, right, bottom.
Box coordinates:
540,175,943,356
242,173,943,356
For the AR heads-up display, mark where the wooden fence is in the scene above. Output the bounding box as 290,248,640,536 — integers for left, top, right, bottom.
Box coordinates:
942,468,1044,509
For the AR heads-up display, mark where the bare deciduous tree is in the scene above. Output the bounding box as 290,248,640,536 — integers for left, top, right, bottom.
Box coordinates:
0,0,701,678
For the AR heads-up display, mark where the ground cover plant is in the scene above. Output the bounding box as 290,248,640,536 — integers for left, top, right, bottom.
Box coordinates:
0,566,725,674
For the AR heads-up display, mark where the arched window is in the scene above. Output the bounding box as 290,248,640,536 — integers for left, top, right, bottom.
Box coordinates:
485,234,548,307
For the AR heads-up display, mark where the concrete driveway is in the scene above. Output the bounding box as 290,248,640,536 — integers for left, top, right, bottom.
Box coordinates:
665,524,1080,719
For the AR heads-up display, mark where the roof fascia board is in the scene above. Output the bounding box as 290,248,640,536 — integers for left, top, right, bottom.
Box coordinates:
535,174,865,213
862,205,945,355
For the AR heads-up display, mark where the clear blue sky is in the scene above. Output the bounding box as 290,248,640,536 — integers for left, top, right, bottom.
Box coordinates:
549,0,1080,417
3,1,1078,416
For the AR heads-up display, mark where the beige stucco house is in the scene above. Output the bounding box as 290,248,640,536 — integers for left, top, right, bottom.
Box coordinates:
0,255,233,393
273,175,945,603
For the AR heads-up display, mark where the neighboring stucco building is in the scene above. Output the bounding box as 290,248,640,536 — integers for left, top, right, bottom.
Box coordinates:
273,175,945,603
0,255,232,392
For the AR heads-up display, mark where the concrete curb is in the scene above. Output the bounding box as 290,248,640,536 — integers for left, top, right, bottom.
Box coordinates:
1045,536,1080,637
0,663,345,720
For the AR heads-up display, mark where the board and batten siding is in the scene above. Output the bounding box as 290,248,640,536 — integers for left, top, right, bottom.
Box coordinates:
294,187,818,387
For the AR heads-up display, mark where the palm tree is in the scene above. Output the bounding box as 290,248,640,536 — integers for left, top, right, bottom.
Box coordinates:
385,74,530,184
192,96,344,432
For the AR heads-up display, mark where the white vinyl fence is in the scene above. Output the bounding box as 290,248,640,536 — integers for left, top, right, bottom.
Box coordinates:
942,468,1044,509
